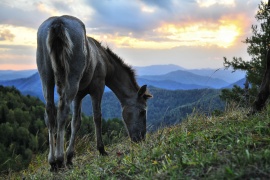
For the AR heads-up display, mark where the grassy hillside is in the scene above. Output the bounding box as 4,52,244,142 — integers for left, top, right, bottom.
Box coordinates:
4,104,270,179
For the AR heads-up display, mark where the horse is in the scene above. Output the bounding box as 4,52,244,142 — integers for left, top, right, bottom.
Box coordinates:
36,15,152,171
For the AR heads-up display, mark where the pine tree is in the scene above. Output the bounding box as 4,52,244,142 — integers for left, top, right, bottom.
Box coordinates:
221,1,270,105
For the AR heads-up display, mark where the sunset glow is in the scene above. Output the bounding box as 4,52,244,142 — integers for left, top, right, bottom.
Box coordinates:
0,0,263,70
0,25,36,46
197,0,236,7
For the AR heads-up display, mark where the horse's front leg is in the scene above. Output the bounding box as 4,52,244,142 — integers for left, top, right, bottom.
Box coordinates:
66,93,85,166
90,83,108,155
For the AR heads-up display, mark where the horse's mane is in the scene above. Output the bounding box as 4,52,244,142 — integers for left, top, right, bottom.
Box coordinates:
105,46,140,90
89,37,140,91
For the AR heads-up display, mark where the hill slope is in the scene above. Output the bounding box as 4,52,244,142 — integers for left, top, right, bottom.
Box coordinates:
224,78,247,89
0,73,225,129
141,70,230,89
0,70,37,81
81,87,224,129
0,73,44,101
187,68,245,83
137,77,209,90
134,64,184,75
7,105,270,179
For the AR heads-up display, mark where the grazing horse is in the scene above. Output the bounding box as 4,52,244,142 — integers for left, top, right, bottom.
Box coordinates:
36,15,152,171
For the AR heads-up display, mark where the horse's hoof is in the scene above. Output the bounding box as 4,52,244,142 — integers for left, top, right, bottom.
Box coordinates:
101,151,108,156
66,160,73,169
99,147,108,156
49,163,57,172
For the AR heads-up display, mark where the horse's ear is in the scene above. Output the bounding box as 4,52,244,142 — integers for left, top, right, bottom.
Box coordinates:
138,85,147,97
138,85,153,99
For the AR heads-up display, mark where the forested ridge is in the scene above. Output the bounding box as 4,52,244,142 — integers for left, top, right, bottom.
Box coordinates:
0,85,126,173
0,85,224,173
81,87,225,130
147,87,224,128
0,85,46,172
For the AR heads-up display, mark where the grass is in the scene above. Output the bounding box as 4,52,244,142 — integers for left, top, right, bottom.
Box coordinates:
3,104,270,179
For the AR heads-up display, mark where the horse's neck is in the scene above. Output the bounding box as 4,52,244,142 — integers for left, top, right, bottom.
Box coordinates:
106,65,138,107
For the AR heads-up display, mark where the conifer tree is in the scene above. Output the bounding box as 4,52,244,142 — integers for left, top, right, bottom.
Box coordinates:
220,1,270,105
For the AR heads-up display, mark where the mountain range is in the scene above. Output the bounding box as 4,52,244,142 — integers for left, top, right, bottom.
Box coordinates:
0,65,245,96
0,69,37,81
0,64,245,128
134,64,245,83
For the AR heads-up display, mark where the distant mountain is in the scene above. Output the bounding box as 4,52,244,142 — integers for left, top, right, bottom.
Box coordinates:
223,78,247,89
133,65,245,84
0,69,37,81
137,78,209,90
0,65,245,86
0,73,44,100
187,68,245,83
134,64,184,76
0,72,225,130
140,70,230,89
0,69,230,101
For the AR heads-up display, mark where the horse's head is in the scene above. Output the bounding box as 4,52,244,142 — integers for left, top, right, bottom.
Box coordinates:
122,85,152,142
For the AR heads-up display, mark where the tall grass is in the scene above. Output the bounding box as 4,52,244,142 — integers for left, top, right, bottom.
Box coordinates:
3,104,270,179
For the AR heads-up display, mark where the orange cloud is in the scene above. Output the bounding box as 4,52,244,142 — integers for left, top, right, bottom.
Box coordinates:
91,13,246,49
155,14,246,48
0,29,15,41
197,0,236,8
36,2,59,16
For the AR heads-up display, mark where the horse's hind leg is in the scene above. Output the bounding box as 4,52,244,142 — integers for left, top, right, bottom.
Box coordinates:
41,76,57,171
55,82,79,169
66,92,85,166
55,93,71,168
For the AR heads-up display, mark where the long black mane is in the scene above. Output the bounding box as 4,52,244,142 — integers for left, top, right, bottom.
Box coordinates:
90,38,139,90
105,47,140,90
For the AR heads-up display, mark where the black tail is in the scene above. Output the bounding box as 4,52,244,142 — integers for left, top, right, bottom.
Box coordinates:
46,18,73,93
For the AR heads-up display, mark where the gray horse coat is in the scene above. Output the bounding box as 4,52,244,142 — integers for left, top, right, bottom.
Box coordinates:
37,15,152,171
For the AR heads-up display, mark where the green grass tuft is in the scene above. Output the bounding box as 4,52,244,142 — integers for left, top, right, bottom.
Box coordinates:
3,104,270,179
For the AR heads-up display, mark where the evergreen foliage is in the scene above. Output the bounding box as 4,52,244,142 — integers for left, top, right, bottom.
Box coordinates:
147,87,224,129
0,85,46,172
221,1,270,104
0,85,126,173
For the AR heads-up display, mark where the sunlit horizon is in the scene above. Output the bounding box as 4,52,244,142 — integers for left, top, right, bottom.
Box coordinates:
0,0,266,70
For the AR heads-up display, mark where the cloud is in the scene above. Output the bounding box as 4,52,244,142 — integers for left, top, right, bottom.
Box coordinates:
83,0,260,50
0,2,50,28
0,0,264,70
0,29,15,41
0,44,36,69
85,0,158,33
114,42,249,69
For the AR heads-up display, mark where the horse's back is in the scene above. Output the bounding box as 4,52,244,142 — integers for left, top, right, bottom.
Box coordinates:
37,15,87,55
37,15,89,80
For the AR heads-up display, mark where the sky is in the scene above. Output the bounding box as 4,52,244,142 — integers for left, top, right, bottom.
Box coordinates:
0,0,267,70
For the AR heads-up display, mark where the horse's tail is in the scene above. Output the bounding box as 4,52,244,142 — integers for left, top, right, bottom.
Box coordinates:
46,18,73,93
